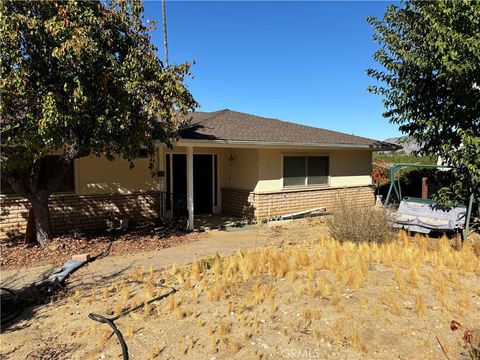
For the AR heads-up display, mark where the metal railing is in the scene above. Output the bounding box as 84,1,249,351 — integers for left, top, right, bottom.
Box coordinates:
159,192,188,227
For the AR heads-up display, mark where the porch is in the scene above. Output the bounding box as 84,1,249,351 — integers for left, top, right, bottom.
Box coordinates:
161,145,258,230
158,188,251,231
195,214,250,231
159,142,376,230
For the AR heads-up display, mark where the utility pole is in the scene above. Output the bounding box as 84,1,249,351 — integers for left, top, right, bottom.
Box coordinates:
162,0,169,66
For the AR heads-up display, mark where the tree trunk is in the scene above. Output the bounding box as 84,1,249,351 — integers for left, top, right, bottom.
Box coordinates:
30,194,52,246
24,209,36,245
6,148,82,246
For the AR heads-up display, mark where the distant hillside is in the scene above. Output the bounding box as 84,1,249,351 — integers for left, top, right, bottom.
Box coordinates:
384,136,421,154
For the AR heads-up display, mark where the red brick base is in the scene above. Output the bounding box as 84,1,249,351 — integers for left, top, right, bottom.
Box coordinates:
252,186,375,219
1,186,375,239
221,188,255,219
0,192,160,239
222,186,375,220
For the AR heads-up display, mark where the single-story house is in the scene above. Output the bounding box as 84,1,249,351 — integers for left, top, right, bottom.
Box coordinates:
0,109,396,238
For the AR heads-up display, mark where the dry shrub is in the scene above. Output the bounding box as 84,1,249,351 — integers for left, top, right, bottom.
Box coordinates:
326,203,393,244
472,241,480,258
450,320,480,360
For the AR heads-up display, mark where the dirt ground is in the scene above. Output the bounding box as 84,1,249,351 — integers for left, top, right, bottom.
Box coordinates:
1,218,479,360
0,226,204,270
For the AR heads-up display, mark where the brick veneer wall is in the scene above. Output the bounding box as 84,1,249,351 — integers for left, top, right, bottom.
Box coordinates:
2,187,375,239
221,188,255,219
222,186,375,221
0,192,160,240
251,186,375,219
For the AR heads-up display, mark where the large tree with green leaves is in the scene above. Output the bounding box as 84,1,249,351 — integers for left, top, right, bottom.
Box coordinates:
0,0,196,245
368,0,479,207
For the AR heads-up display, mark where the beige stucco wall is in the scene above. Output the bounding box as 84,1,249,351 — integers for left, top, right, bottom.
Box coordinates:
255,148,372,193
159,146,228,192
75,146,236,196
159,146,258,192
329,150,373,187
75,155,160,195
73,146,372,197
223,148,259,191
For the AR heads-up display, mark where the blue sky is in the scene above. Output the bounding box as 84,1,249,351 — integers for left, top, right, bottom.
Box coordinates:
143,1,400,140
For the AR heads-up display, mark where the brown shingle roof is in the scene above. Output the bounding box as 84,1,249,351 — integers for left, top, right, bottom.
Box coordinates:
179,109,397,150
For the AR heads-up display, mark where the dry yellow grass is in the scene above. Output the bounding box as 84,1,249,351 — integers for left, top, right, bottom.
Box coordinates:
6,224,479,360
102,287,109,299
113,301,122,316
121,286,130,300
414,292,426,318
230,340,242,353
90,289,96,302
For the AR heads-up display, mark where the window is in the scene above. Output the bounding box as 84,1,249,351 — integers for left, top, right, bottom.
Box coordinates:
283,156,329,187
307,156,329,185
283,156,306,186
137,148,149,158
1,156,75,196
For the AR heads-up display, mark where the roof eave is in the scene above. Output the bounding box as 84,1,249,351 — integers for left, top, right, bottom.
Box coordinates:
166,138,381,150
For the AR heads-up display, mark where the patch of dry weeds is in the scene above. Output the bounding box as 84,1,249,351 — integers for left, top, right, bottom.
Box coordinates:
2,230,479,360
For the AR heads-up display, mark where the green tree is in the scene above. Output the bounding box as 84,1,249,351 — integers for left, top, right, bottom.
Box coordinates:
0,0,196,245
368,1,480,207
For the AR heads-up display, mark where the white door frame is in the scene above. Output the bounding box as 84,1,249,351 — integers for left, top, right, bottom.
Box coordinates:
165,151,220,218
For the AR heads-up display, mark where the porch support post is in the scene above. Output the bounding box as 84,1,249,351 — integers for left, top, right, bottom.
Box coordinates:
187,146,194,230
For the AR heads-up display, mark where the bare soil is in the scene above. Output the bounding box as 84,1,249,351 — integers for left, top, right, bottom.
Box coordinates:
1,219,479,360
0,226,204,270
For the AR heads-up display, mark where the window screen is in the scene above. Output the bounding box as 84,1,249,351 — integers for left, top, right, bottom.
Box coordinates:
307,156,329,185
283,156,306,186
283,156,329,187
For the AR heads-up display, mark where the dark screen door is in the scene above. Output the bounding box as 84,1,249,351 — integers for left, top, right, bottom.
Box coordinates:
172,154,187,196
193,154,213,214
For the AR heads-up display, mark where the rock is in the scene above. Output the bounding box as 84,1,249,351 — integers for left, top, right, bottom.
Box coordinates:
72,253,90,262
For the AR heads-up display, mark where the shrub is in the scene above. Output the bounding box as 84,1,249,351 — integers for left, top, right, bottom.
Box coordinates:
372,159,390,186
326,203,394,244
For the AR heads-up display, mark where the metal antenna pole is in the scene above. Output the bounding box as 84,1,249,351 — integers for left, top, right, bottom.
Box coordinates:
162,0,169,66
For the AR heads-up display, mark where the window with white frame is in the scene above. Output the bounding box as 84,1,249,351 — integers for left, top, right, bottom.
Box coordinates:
283,156,329,187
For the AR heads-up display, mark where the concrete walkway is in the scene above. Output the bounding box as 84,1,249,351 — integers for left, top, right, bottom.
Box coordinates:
71,225,270,288
1,224,270,291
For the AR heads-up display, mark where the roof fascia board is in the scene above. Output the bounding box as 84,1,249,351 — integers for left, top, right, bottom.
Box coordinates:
166,139,383,150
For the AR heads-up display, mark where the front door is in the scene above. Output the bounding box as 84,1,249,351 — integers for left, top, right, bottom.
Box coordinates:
171,154,187,197
165,154,187,216
193,154,213,214
166,153,216,215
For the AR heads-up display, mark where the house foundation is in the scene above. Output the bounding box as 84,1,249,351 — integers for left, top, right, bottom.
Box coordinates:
1,186,374,240
222,185,375,220
0,192,160,240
